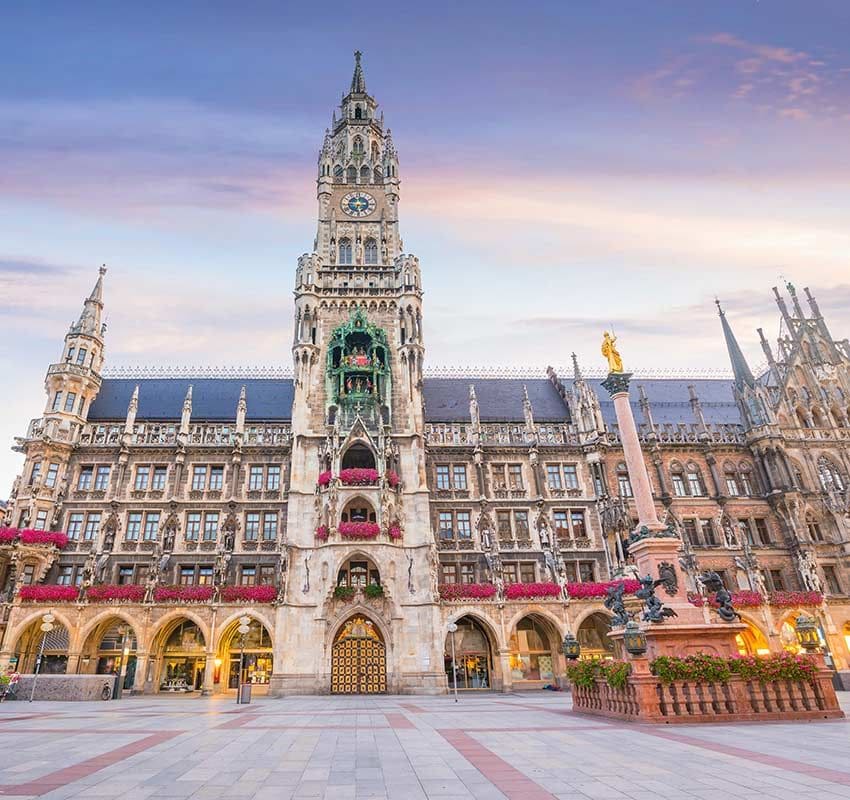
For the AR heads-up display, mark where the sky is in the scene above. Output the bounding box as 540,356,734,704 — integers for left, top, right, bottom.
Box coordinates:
2,1,850,491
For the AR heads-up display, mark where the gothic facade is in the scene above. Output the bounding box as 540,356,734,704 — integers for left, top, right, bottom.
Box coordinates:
2,55,850,694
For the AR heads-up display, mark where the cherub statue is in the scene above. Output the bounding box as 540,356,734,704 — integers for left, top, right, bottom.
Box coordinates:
636,574,678,623
601,331,624,373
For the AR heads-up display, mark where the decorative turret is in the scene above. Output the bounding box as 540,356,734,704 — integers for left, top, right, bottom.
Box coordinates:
567,354,605,437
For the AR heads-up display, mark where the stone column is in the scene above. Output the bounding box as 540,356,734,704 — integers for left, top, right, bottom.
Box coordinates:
601,373,660,529
201,651,216,695
132,652,148,693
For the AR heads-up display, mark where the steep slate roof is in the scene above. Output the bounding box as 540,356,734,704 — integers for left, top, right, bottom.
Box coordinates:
87,375,741,427
422,378,569,423
88,379,294,421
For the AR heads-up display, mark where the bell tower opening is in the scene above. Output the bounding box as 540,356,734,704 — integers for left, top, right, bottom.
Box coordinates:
341,443,376,471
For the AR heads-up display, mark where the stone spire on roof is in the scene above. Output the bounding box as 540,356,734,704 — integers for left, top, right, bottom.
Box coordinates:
124,384,139,436
72,264,107,336
236,385,247,434
716,299,755,391
350,50,366,94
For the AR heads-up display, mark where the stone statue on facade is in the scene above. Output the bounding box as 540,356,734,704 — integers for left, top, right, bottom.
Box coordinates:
603,581,631,627
636,574,678,623
797,550,823,592
701,571,741,622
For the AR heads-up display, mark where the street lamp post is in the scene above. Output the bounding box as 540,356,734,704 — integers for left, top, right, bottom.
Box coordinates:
116,624,130,700
236,615,251,704
447,622,459,703
29,612,55,703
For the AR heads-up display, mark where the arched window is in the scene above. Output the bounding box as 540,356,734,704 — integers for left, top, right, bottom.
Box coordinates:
806,514,826,542
739,463,756,495
352,136,364,155
346,165,357,183
354,105,363,120
670,463,687,497
373,165,383,183
76,347,88,365
686,463,706,496
616,463,632,497
333,164,344,182
338,238,353,265
360,165,370,183
818,456,846,492
364,238,378,265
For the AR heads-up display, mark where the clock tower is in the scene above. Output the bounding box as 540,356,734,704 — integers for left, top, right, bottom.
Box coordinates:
276,53,440,695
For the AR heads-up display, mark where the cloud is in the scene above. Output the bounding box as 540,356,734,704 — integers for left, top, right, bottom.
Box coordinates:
0,258,68,275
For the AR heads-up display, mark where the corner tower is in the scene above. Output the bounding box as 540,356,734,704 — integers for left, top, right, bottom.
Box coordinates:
279,54,440,696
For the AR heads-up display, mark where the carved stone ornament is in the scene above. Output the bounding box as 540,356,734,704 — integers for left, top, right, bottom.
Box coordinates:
657,562,678,596
600,371,633,398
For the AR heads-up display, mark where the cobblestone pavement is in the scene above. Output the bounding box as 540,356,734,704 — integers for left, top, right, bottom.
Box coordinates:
1,692,849,800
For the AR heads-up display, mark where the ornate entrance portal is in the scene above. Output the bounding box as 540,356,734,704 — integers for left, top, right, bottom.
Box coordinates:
331,616,386,694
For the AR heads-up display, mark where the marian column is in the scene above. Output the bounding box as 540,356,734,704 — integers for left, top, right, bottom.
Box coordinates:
600,332,744,658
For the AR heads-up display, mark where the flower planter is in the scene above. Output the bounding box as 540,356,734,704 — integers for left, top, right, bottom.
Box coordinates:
505,582,562,600
19,585,79,602
438,583,497,601
220,585,277,603
153,585,215,603
338,522,380,539
1,528,68,549
566,579,641,599
769,591,824,607
87,584,145,603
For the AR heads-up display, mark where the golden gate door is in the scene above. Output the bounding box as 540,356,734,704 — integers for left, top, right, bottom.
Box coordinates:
331,616,387,694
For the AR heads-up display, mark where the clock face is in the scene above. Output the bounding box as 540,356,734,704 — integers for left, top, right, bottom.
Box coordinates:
341,192,376,217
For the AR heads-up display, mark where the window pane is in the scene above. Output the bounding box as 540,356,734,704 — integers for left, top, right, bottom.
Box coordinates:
95,466,111,490
452,465,467,490
67,513,84,540
245,513,260,541
83,513,101,540
135,466,150,490
209,467,224,490
563,465,579,489
436,465,450,490
438,512,453,539
263,513,278,540
186,513,201,540
192,466,207,491
570,510,586,538
126,513,142,540
249,466,263,490
456,512,471,539
203,513,219,541
78,467,93,490
267,466,281,490
547,465,562,489
143,513,160,540
151,467,167,490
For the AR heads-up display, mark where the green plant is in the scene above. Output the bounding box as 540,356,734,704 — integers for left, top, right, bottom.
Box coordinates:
333,585,356,600
600,661,632,690
0,675,9,686
363,583,384,599
650,653,731,684
565,659,600,688
730,652,818,683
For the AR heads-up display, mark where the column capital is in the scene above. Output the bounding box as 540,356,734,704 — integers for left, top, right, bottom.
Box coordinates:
601,372,633,397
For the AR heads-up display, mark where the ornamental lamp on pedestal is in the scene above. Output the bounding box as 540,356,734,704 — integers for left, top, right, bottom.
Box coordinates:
795,614,820,652
622,621,647,657
562,632,581,661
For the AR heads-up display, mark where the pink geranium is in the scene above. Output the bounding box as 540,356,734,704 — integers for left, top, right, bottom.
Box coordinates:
339,468,381,486
154,585,215,602
18,529,68,549
220,585,277,603
565,579,641,599
439,583,498,601
387,525,402,540
0,527,17,543
318,470,332,487
87,584,145,603
505,582,563,600
386,470,400,488
338,521,380,539
316,525,329,541
19,584,78,602
769,591,824,607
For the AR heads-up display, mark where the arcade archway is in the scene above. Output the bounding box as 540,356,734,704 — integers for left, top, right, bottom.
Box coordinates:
80,617,138,690
508,614,561,685
153,618,206,693
13,618,70,674
734,620,770,656
577,612,615,659
216,618,273,693
331,615,386,694
444,616,495,690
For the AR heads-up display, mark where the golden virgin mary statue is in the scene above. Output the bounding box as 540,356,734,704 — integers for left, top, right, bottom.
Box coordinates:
601,331,624,373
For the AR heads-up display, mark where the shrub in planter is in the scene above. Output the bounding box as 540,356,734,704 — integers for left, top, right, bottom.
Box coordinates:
729,652,818,682
87,584,144,603
566,660,599,688
438,583,497,601
600,661,632,690
364,583,384,599
334,585,356,601
19,584,78,602
651,653,732,684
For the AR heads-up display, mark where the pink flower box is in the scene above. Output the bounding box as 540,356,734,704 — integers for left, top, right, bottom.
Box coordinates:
339,468,380,486
387,525,402,540
688,590,764,608
338,521,380,539
318,470,332,487
505,582,563,600
316,525,329,541
769,590,824,607
220,585,277,603
87,584,145,603
153,585,215,603
439,583,498,601
19,584,78,602
386,470,400,488
1,528,68,548
565,580,641,599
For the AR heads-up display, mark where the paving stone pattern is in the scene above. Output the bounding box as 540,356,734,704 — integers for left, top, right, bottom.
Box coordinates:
1,692,849,799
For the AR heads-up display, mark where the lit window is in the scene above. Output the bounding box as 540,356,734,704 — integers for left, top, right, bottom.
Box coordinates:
197,566,214,585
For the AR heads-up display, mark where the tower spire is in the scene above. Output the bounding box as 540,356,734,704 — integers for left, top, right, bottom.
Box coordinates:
716,299,755,390
350,50,366,94
73,265,107,336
